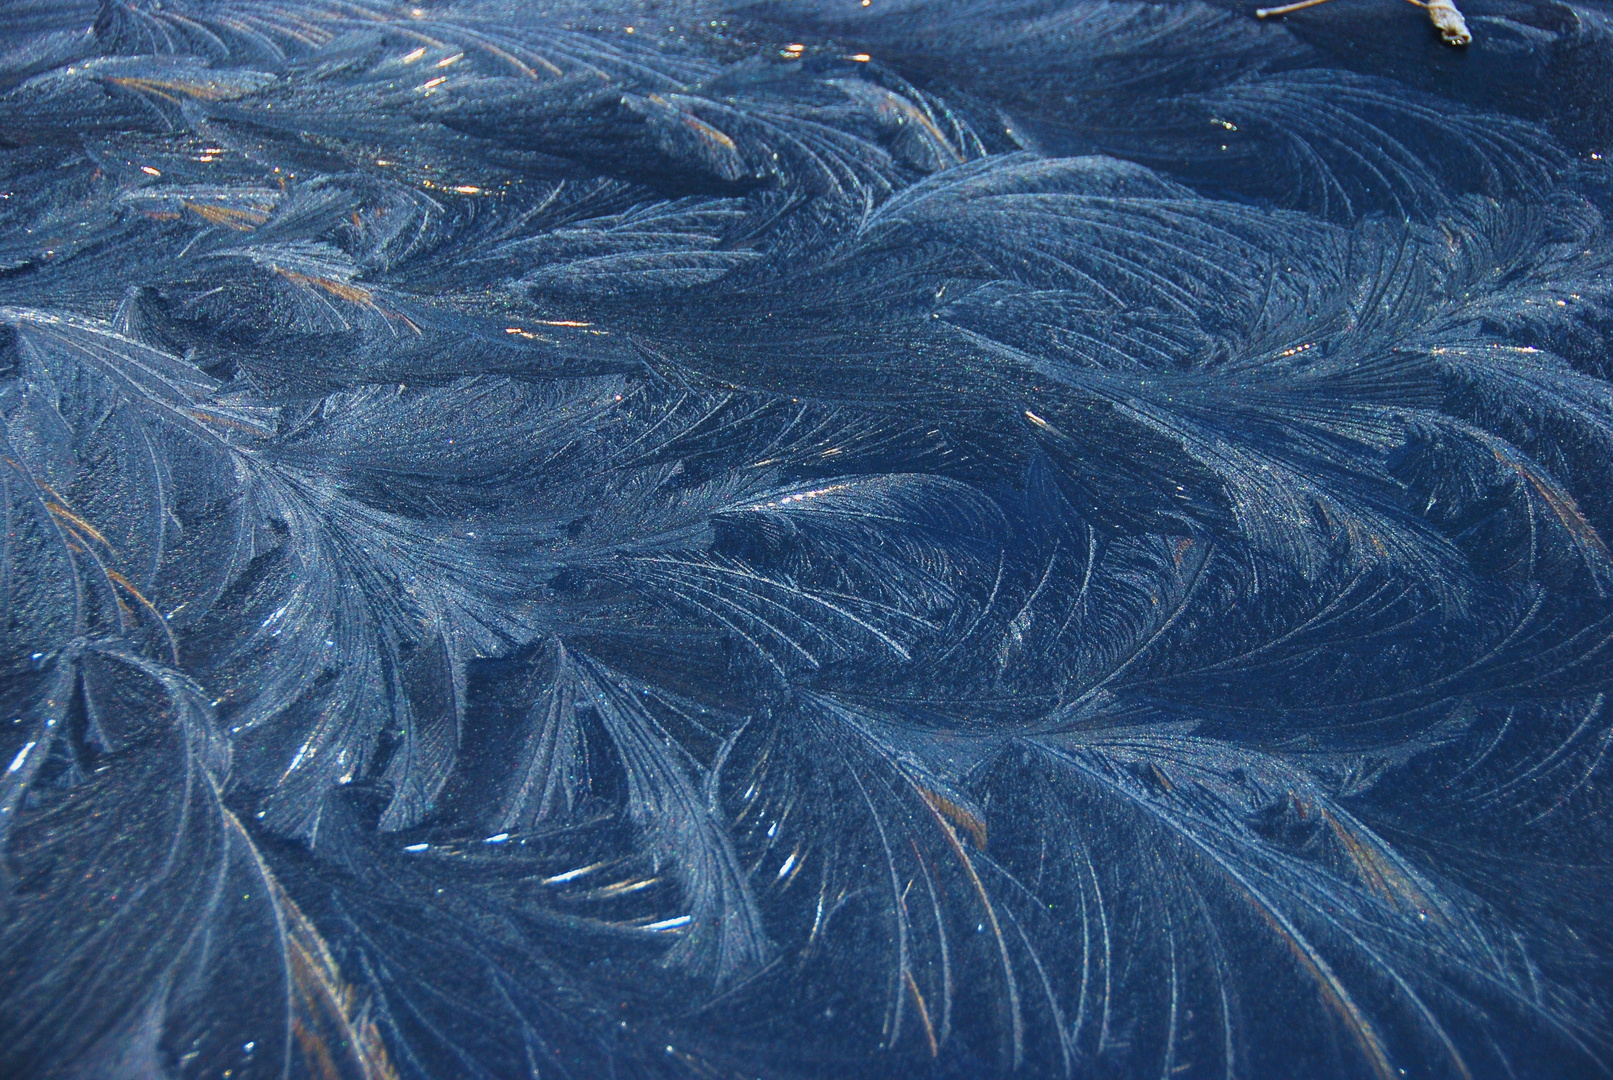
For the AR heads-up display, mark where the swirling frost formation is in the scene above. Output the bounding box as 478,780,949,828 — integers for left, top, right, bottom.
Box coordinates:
2,1,1612,1077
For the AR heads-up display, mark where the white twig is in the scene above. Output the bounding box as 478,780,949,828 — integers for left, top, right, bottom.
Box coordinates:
1256,0,1472,46
1413,0,1473,45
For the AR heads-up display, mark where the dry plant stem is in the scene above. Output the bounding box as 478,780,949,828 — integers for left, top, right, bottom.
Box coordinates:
1255,0,1472,45
1416,0,1473,44
1256,0,1335,15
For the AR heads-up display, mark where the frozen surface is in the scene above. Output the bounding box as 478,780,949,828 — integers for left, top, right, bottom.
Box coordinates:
2,1,1612,1077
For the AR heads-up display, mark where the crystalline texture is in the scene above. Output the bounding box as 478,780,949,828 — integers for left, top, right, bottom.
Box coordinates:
1,2,1611,1079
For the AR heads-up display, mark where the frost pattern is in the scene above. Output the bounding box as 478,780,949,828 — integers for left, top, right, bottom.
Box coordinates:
1,2,1612,1079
